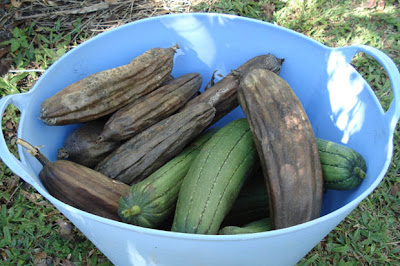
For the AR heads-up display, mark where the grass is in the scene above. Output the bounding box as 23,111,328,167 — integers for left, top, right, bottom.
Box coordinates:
1,0,400,264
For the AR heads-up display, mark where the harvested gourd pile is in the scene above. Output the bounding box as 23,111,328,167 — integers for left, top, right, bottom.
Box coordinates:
17,44,367,235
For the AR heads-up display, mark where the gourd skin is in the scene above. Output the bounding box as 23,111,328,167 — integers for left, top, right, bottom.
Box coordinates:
95,103,216,185
237,68,324,229
40,46,177,125
99,73,203,142
316,138,367,190
218,218,272,235
118,129,217,228
172,118,258,235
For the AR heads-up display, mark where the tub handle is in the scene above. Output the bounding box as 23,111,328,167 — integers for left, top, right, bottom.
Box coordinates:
0,93,38,186
335,44,400,135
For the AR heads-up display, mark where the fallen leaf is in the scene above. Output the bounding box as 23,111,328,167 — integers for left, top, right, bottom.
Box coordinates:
57,220,75,241
5,119,16,130
364,0,376,8
0,59,12,76
391,203,400,213
377,0,385,10
33,251,47,265
44,0,58,6
62,258,75,266
5,175,20,192
20,189,42,203
262,3,275,21
0,47,10,58
105,0,121,4
390,183,399,196
0,249,7,261
11,0,25,8
37,200,53,208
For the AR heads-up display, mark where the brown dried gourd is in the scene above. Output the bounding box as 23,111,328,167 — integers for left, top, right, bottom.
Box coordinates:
183,53,284,124
237,69,323,229
98,73,202,142
57,119,121,168
40,45,178,125
17,139,129,221
95,102,216,185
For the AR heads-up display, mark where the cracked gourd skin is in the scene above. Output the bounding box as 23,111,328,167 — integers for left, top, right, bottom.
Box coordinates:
95,103,216,185
316,138,367,190
183,53,284,125
57,119,121,168
237,68,324,229
118,129,217,228
171,118,258,235
98,72,203,142
40,45,177,125
221,137,367,227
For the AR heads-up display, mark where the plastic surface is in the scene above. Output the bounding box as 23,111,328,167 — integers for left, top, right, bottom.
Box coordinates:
1,13,399,265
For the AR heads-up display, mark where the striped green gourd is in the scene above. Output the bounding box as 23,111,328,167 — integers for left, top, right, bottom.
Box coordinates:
317,138,367,190
118,129,218,228
171,118,258,235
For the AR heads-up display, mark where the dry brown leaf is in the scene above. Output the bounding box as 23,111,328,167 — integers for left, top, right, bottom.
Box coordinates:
44,0,58,6
20,189,42,203
36,200,53,208
33,251,47,265
377,0,385,10
364,0,377,8
61,259,75,266
57,220,75,241
262,3,275,21
363,0,385,9
390,183,399,196
10,0,31,8
4,175,19,192
5,119,16,130
11,0,22,8
0,59,12,76
104,0,121,4
0,47,10,58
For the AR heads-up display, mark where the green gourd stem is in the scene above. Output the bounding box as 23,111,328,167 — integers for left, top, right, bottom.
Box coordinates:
120,205,141,218
355,167,366,179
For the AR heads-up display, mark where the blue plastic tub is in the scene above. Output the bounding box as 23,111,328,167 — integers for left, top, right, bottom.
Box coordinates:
1,13,399,265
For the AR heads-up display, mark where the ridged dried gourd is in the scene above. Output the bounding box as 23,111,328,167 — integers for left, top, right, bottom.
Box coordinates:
237,69,324,229
218,218,272,235
98,73,203,142
223,137,367,226
16,139,129,221
40,45,178,125
118,129,217,228
172,118,258,235
317,138,367,190
57,119,121,168
95,103,216,185
183,53,284,124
